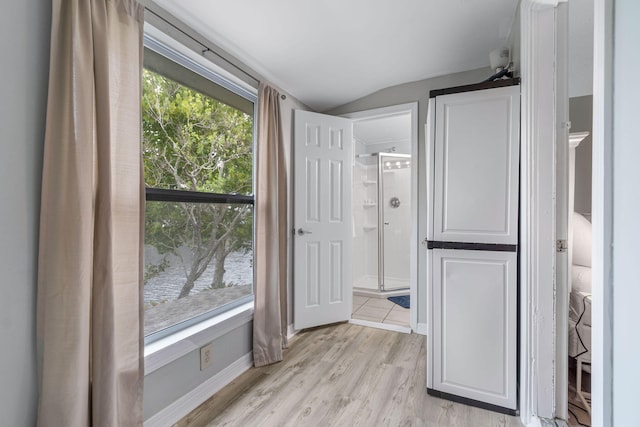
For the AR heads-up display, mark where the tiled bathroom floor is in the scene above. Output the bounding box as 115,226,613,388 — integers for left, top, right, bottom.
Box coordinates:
352,295,410,327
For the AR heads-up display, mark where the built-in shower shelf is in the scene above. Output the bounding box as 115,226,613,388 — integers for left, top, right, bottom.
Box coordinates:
363,225,377,231
363,180,377,186
362,202,377,207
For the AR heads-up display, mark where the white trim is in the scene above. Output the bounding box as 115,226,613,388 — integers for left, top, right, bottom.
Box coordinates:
569,132,589,149
143,352,253,427
342,102,419,332
520,0,564,422
287,324,298,341
349,318,411,334
144,303,253,375
592,0,614,425
415,322,428,336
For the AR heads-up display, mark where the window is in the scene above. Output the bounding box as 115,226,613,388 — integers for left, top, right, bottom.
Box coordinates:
142,42,256,343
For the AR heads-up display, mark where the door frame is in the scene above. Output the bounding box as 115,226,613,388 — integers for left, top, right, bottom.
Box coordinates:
520,0,570,424
591,0,613,425
342,102,419,332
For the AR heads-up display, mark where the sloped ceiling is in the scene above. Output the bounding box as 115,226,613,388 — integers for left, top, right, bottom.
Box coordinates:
153,0,520,111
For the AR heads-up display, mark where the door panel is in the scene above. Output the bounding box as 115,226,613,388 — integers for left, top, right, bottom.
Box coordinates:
294,110,353,330
432,249,517,409
433,86,520,245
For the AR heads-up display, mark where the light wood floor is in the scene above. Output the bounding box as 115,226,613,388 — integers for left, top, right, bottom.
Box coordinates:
176,323,523,427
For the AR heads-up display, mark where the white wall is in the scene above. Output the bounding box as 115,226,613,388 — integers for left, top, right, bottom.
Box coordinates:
326,67,493,325
0,0,51,424
143,323,252,418
569,0,594,98
570,96,593,216
612,0,640,424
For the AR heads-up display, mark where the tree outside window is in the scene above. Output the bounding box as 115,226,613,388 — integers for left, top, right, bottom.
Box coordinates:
142,68,254,338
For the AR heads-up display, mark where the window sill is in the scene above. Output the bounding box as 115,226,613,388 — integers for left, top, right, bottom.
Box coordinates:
144,302,254,375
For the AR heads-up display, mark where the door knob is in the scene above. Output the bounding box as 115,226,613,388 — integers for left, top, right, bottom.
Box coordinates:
297,228,312,236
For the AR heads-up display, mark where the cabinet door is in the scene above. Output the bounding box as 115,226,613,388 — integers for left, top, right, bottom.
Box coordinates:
433,86,520,245
432,249,517,410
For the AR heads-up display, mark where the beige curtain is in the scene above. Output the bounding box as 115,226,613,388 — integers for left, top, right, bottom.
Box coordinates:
253,84,288,367
36,0,144,425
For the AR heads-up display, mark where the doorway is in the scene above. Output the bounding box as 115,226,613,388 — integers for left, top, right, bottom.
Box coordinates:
344,104,418,332
292,103,418,333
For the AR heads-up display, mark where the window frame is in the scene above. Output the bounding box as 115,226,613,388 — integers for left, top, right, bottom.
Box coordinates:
142,32,258,346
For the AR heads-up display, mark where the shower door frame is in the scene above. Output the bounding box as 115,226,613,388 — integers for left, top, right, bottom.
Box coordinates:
377,153,412,292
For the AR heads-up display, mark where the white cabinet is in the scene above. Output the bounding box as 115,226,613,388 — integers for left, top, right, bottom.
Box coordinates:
427,81,520,414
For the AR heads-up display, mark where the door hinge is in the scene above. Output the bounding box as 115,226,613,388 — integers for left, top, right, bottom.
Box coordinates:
556,239,568,252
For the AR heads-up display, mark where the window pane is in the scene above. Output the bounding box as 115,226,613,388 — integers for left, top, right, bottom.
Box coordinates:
144,201,253,337
142,68,253,195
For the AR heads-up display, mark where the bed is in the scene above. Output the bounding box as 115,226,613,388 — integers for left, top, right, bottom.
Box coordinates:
568,212,592,413
568,212,592,363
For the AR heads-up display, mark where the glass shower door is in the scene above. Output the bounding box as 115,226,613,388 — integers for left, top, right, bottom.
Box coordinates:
380,154,411,291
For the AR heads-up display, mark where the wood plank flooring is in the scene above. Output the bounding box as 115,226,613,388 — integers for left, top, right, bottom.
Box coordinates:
176,323,523,427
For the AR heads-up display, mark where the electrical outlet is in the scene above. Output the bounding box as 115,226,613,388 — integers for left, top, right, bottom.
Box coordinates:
200,343,213,371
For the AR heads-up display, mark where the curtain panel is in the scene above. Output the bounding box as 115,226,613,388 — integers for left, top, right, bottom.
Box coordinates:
36,0,144,425
253,84,289,367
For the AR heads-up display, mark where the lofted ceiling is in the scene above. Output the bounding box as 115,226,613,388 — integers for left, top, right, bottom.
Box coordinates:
153,0,520,111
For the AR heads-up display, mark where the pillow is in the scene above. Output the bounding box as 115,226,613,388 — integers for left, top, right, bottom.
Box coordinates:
572,265,592,293
572,212,592,267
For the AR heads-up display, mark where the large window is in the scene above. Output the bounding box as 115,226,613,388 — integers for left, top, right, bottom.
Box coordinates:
142,44,255,342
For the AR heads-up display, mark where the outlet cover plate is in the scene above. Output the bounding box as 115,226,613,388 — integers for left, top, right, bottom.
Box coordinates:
200,343,213,371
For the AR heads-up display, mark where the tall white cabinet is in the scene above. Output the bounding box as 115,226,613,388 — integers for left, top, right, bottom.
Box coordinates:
426,81,520,414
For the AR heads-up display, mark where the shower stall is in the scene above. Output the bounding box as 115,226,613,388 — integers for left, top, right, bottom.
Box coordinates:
352,152,411,294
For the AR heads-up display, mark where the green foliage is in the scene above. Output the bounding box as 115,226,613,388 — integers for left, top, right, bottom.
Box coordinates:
142,69,253,194
142,69,254,298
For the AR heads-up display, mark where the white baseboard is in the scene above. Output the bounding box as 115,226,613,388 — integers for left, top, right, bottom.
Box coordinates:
415,322,428,336
144,352,253,427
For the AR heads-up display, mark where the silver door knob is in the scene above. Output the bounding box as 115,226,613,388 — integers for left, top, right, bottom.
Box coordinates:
297,228,312,236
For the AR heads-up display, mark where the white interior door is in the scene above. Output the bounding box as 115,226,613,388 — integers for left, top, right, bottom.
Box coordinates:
432,249,517,410
293,110,353,330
